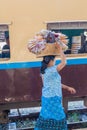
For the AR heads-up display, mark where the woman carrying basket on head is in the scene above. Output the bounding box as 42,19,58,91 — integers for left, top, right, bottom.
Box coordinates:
28,30,76,130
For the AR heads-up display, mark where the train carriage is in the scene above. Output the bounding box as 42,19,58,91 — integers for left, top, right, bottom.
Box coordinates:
0,1,87,129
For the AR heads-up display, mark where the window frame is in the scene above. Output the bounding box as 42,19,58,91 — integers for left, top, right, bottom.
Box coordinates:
46,20,87,58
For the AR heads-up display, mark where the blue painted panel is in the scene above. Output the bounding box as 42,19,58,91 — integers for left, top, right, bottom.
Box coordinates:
0,58,87,70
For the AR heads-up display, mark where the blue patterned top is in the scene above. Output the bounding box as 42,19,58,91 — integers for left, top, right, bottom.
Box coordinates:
38,65,66,121
42,65,62,98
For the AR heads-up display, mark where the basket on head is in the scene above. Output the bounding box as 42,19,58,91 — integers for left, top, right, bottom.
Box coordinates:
27,29,68,58
36,43,60,58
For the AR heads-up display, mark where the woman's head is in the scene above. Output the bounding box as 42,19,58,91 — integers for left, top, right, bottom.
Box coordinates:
40,55,55,74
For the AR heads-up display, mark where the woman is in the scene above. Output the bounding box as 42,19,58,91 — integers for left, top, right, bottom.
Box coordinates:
34,44,76,130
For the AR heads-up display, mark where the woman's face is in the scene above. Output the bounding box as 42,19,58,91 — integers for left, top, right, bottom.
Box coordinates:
48,58,56,66
52,58,56,65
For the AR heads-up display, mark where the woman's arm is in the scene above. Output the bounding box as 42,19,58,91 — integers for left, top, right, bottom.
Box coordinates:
55,43,67,71
62,84,76,94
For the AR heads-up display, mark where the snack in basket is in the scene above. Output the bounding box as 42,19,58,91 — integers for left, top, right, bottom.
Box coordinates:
27,29,68,56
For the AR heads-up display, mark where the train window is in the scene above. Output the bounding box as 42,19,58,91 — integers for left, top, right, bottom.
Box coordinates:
0,25,10,60
47,21,87,58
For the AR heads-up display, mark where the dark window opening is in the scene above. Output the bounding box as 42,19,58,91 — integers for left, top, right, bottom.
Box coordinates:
47,21,87,56
0,25,10,60
52,29,85,54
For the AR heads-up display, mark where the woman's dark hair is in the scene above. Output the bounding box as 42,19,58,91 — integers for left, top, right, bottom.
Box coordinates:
40,55,55,74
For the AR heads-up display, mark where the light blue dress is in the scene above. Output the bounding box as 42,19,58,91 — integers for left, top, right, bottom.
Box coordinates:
34,65,67,130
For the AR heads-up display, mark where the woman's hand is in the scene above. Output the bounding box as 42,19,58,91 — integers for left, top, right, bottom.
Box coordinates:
67,87,76,94
55,42,62,52
62,84,76,94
